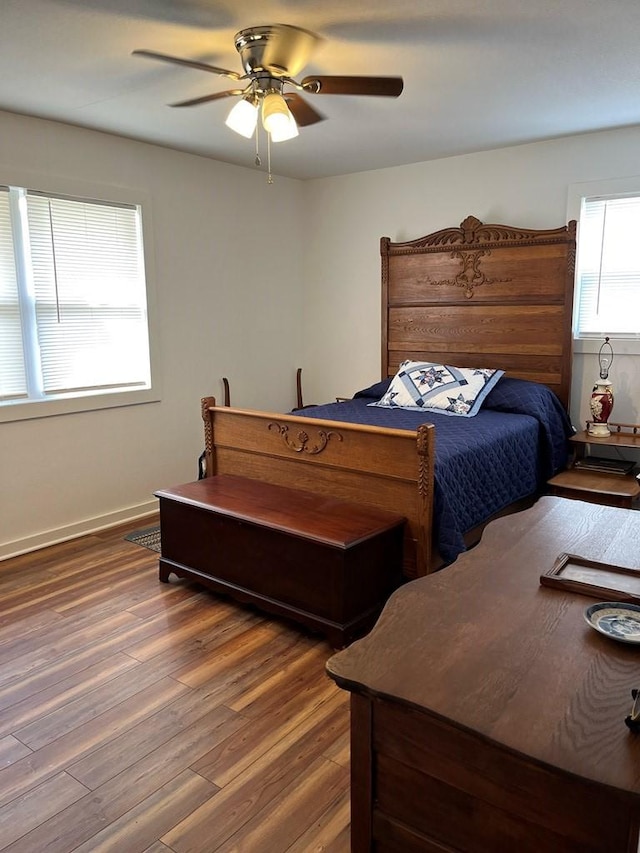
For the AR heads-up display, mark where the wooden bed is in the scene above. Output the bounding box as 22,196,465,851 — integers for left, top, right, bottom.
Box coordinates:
201,215,576,579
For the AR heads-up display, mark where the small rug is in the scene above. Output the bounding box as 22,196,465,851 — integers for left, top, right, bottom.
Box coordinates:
124,525,161,552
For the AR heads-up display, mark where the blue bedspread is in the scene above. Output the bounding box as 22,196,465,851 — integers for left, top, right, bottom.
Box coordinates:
294,377,573,565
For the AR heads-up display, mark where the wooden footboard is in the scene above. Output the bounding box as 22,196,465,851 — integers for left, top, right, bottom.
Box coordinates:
201,398,435,578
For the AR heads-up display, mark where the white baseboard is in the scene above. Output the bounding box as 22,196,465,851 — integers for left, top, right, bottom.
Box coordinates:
0,498,159,561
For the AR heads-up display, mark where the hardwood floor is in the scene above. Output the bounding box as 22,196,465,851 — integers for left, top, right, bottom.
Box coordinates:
0,520,351,852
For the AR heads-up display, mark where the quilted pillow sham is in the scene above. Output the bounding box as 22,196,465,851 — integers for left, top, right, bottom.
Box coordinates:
368,360,504,417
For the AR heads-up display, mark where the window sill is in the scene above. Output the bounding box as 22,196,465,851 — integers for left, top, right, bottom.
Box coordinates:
0,387,161,423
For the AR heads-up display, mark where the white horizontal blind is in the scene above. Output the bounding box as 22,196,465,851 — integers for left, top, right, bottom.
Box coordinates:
575,196,640,338
26,193,150,395
0,187,27,401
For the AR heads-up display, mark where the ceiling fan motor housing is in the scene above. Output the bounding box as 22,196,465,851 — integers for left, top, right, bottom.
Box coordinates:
233,24,319,78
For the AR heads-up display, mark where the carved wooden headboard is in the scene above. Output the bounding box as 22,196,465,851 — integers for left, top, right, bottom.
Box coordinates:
381,215,577,408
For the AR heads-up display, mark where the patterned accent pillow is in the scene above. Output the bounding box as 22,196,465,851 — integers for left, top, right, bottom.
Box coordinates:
369,360,505,417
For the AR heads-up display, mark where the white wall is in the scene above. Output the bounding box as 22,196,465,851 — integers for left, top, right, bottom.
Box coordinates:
0,111,305,558
3,115,640,558
300,127,640,431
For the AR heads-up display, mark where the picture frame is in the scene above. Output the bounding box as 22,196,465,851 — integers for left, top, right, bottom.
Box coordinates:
540,552,640,602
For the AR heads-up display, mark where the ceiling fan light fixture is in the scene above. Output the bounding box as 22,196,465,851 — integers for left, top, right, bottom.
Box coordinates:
261,92,298,141
225,97,258,138
135,23,404,164
268,112,299,142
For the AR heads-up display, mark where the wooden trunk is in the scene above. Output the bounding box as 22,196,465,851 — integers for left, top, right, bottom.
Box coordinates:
156,475,405,647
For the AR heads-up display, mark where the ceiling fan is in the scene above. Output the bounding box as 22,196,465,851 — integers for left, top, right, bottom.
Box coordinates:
132,23,404,146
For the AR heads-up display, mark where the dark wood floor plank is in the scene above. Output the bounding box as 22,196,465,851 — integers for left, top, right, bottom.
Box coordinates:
0,552,152,619
0,735,31,766
194,676,343,789
170,619,292,688
7,707,236,853
227,642,329,716
66,769,217,853
119,598,244,663
67,630,312,790
325,824,352,853
0,771,88,850
0,535,104,581
203,756,349,853
0,608,64,649
0,627,157,714
164,692,348,851
125,584,205,619
230,646,339,724
2,608,141,670
0,675,189,809
0,611,142,689
323,727,350,769
285,788,351,853
0,590,238,711
123,607,262,675
0,652,139,738
14,658,179,750
51,571,162,618
192,629,320,708
67,687,243,790
0,519,353,849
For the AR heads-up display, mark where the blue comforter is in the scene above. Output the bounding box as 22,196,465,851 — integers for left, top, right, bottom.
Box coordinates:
294,377,573,565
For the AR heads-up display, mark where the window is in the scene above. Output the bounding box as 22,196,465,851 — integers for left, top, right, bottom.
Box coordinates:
574,194,640,339
0,185,155,419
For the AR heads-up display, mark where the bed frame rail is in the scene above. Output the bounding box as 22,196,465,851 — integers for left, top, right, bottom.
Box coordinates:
201,397,435,578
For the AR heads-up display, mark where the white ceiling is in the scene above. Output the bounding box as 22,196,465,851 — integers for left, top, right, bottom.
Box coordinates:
2,0,640,180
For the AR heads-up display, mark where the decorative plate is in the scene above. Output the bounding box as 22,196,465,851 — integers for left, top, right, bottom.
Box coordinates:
584,602,640,644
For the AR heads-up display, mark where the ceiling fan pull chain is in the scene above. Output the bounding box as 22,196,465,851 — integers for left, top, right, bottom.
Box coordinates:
254,126,261,167
267,132,273,184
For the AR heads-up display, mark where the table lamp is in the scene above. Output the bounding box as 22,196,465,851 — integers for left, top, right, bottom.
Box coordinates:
587,337,614,437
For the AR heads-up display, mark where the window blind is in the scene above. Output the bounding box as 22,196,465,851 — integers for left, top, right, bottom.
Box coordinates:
575,196,640,338
0,187,27,401
25,193,150,395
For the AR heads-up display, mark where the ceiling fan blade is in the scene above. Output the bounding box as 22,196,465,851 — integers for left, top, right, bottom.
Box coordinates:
301,76,403,97
283,92,325,127
169,90,245,107
132,49,241,81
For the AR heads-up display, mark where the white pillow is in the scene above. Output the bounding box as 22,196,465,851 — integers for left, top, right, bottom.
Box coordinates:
369,360,504,417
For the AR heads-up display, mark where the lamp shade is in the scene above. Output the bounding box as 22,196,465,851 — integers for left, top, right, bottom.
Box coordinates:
225,98,258,138
588,336,615,437
261,92,298,142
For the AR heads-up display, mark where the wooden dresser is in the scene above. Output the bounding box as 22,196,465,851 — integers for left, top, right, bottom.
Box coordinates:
327,496,640,852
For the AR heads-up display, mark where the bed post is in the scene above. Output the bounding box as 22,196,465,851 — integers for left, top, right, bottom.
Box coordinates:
415,423,435,576
200,396,217,478
380,236,390,379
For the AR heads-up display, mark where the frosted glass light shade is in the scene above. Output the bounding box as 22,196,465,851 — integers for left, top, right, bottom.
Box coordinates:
262,92,299,142
225,99,258,138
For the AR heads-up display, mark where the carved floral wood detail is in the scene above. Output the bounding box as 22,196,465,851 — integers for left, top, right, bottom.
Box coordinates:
385,215,576,253
422,248,512,298
268,422,343,455
416,425,432,499
201,397,214,469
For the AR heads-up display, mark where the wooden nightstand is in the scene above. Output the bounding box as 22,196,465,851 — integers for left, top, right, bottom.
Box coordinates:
547,424,640,508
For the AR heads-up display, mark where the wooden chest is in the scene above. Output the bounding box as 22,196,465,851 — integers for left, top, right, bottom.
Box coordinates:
155,475,405,647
